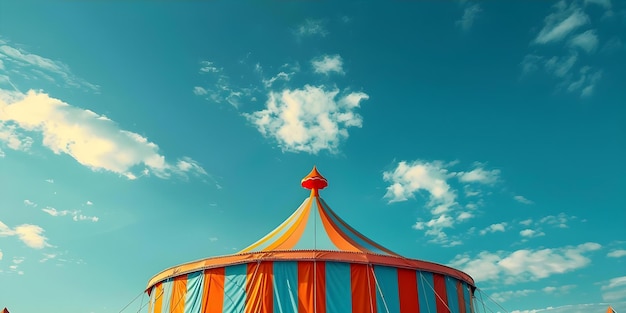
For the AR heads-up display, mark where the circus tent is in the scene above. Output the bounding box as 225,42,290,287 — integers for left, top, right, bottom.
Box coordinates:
145,167,477,313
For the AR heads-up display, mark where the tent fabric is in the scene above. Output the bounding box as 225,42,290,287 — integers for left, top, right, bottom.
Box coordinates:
147,261,474,313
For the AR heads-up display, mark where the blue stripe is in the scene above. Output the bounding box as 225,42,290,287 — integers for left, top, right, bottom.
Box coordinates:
184,272,204,313
223,264,247,313
161,278,174,313
373,265,400,313
446,277,460,313
272,262,298,313
325,262,352,313
293,199,337,251
418,271,436,313
463,282,472,313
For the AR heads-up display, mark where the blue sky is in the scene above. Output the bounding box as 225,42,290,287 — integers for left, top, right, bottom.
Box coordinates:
0,0,625,312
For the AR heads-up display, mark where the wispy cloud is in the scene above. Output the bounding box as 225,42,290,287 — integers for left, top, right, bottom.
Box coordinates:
457,165,500,184
449,242,601,283
521,0,609,97
607,249,626,258
456,3,482,32
510,302,625,313
602,276,626,302
42,207,99,222
311,55,344,75
569,30,599,53
534,2,589,44
491,289,535,303
23,199,36,207
244,85,367,154
199,60,221,73
514,195,534,205
0,90,207,180
0,43,99,92
0,220,51,249
295,19,328,37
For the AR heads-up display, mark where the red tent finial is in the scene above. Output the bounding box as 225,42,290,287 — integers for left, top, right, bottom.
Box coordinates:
301,166,328,192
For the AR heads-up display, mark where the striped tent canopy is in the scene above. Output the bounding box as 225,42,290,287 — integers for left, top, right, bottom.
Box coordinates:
146,167,477,313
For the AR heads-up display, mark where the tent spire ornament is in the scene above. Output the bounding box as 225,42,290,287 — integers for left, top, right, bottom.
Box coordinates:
301,165,328,196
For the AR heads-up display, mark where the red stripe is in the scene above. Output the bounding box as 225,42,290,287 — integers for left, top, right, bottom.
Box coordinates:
351,263,377,313
298,262,315,312
397,268,419,313
433,274,449,313
457,280,466,313
316,262,327,313
202,268,225,313
245,262,273,313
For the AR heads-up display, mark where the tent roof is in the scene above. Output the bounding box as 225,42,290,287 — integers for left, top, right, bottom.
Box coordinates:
146,167,475,290
238,166,399,256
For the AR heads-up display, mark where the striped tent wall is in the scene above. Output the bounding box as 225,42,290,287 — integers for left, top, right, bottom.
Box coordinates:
147,261,475,313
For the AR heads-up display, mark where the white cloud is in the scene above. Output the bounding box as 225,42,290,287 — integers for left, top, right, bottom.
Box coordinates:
457,166,500,184
0,122,34,152
45,178,54,183
456,3,482,32
0,148,4,157
295,19,327,37
199,61,221,73
383,160,457,210
510,302,625,313
262,72,292,88
193,86,208,96
23,199,36,207
542,285,576,294
42,207,98,222
520,228,545,238
244,85,367,154
607,249,626,258
457,211,473,221
0,90,206,180
539,213,571,228
567,66,602,97
480,223,507,235
40,253,57,263
514,195,534,205
311,55,344,75
0,249,2,260
209,237,218,242
0,223,51,249
86,201,93,206
534,2,590,44
449,242,601,283
602,276,626,302
569,30,599,53
491,289,535,303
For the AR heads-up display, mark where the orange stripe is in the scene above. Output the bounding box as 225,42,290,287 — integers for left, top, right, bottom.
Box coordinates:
245,262,273,313
433,274,448,313
397,268,419,313
457,280,466,313
317,198,361,252
202,267,225,313
351,263,377,313
315,262,327,313
298,262,314,312
240,200,309,253
272,199,314,250
170,275,187,313
153,282,163,313
320,198,399,256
